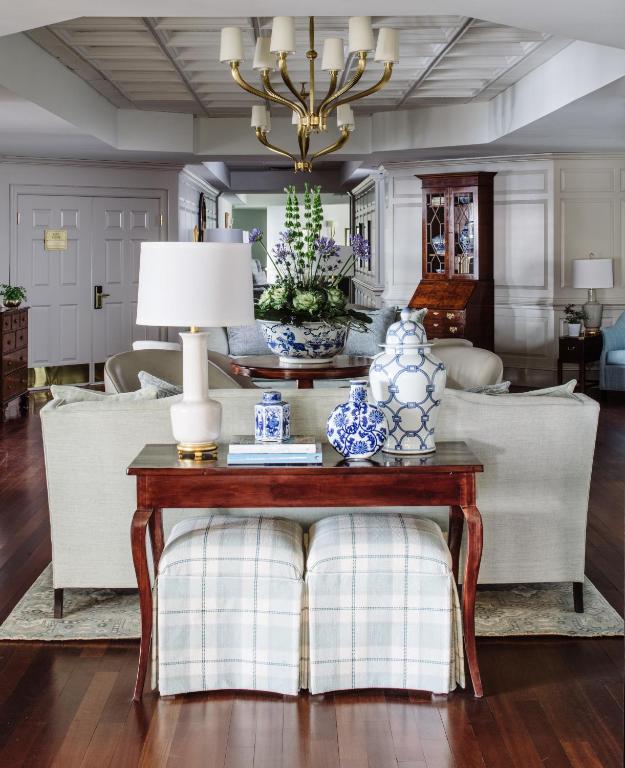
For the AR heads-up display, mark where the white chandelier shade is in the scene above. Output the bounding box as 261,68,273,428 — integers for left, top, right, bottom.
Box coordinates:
219,16,398,171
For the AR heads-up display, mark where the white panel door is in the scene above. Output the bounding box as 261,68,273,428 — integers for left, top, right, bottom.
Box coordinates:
16,195,93,368
91,197,161,363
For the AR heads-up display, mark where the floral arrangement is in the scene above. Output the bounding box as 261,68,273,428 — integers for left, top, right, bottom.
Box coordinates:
564,304,587,324
251,184,372,331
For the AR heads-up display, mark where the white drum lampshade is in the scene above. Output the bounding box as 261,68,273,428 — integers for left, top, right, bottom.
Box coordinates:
136,242,254,458
572,256,614,334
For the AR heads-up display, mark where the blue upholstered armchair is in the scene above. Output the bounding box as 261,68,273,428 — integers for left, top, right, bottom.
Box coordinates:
600,312,625,392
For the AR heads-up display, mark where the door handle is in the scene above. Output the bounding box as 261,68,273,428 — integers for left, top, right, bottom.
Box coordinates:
94,285,110,310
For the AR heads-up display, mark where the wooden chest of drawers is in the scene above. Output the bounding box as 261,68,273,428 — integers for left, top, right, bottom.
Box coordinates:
1,307,28,421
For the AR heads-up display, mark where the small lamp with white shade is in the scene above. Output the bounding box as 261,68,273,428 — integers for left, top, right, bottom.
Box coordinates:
136,242,254,460
572,254,614,335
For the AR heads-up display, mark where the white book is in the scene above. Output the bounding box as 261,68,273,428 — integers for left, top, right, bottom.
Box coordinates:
228,436,319,454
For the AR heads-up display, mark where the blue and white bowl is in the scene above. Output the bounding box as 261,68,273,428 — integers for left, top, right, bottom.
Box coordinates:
326,379,388,460
258,320,348,364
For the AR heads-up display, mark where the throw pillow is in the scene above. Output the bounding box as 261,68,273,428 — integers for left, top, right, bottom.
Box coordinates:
227,323,268,356
138,370,182,399
50,385,158,405
466,381,511,395
511,380,581,400
344,306,397,357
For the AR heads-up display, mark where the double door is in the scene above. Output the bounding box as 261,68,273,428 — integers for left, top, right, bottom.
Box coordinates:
16,194,162,379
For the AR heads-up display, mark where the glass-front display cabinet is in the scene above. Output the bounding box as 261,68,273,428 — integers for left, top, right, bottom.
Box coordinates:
411,172,496,350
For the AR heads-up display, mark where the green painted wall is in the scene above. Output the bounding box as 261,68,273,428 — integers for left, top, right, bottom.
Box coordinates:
233,207,268,267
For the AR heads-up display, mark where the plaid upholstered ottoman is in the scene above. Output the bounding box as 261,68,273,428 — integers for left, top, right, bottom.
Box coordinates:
305,513,464,694
157,515,304,696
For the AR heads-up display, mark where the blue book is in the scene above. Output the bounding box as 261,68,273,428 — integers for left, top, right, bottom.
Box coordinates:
227,451,323,465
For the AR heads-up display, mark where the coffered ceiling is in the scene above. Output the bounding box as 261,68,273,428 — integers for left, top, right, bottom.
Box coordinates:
27,16,570,117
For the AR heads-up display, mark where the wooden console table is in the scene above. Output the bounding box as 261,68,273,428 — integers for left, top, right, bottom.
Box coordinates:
128,441,485,700
557,334,602,393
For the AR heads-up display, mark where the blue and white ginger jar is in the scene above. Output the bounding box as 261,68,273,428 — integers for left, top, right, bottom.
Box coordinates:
369,308,447,455
326,379,387,460
255,390,291,442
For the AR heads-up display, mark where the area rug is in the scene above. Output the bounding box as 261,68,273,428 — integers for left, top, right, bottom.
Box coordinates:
0,565,622,641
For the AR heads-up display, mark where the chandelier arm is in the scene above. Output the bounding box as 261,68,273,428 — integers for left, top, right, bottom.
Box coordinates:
310,127,351,161
297,126,310,164
255,128,298,163
261,70,306,117
328,63,394,112
319,54,367,117
278,55,309,111
317,70,338,117
308,16,315,115
230,62,299,113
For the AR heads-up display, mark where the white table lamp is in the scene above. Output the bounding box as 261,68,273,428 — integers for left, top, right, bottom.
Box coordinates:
572,255,613,334
136,242,254,459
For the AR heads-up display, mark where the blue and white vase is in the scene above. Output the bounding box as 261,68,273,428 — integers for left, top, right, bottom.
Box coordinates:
254,390,291,442
369,308,447,455
326,379,388,460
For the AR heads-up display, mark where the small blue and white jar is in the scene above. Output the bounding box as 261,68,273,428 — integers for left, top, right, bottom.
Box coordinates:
326,379,388,460
255,391,291,442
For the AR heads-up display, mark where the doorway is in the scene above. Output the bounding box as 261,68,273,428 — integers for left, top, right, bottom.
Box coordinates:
14,191,164,384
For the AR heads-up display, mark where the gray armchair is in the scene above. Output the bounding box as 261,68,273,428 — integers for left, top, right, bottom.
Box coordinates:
600,311,625,393
104,349,258,394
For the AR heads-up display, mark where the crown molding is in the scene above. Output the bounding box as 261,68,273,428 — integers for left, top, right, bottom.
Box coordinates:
0,154,185,172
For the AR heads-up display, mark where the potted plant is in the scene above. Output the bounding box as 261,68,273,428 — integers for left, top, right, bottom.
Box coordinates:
0,284,27,309
250,184,371,363
564,304,586,337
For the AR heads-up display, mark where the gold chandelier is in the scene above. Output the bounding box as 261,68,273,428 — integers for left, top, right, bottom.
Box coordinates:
219,17,399,171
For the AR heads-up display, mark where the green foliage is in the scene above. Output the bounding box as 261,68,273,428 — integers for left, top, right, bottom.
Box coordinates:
0,284,26,303
252,184,371,330
564,304,587,324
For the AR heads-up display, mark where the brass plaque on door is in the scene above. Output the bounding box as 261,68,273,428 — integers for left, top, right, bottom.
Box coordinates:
44,229,68,251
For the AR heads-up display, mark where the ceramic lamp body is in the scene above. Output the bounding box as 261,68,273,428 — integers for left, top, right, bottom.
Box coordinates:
170,332,222,449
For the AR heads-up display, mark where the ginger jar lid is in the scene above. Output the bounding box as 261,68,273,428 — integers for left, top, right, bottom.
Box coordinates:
384,307,428,347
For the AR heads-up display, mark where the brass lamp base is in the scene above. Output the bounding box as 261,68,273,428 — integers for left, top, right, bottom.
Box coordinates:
177,442,218,461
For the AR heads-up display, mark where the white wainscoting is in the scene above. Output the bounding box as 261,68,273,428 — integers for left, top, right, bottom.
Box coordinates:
369,156,625,382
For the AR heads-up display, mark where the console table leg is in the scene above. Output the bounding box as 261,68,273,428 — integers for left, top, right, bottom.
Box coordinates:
448,505,463,584
131,506,155,701
461,504,483,698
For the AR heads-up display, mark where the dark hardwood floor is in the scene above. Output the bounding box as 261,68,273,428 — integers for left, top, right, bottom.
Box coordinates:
0,392,622,767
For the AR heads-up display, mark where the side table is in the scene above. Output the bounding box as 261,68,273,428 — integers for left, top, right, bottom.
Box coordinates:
230,354,372,389
557,334,602,393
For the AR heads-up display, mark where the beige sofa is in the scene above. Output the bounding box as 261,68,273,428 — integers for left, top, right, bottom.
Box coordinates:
41,387,598,616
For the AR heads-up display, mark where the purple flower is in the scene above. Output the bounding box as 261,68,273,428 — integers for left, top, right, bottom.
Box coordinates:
249,227,263,243
315,236,340,261
272,243,290,263
279,229,296,243
350,234,370,266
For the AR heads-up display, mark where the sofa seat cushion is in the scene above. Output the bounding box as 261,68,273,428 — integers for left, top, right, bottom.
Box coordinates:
606,350,625,365
306,514,452,577
159,515,304,581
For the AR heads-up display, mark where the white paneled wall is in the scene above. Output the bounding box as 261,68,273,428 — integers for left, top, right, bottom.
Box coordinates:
361,155,625,384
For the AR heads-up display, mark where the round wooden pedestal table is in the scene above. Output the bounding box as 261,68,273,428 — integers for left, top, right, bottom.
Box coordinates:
230,354,372,389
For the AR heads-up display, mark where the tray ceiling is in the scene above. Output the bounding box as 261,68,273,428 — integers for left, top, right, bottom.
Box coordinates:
27,16,570,117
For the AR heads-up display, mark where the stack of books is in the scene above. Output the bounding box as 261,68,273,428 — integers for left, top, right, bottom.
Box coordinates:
227,436,322,465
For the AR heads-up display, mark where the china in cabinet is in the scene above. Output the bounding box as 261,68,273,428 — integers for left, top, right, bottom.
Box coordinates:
409,172,496,350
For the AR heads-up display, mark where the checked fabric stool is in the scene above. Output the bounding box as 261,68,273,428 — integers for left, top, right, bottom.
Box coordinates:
157,515,304,696
305,513,464,695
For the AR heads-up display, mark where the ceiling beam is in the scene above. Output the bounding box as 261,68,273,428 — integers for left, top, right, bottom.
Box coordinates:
142,17,210,117
396,18,476,107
